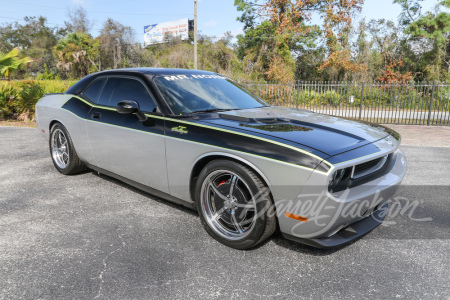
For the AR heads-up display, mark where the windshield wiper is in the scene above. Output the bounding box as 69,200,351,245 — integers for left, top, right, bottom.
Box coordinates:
185,108,236,115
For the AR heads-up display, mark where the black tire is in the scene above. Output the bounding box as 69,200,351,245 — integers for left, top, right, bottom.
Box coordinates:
49,123,85,175
195,159,277,249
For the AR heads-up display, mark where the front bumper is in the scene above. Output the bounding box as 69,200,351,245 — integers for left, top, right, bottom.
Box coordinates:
277,149,406,248
282,202,388,248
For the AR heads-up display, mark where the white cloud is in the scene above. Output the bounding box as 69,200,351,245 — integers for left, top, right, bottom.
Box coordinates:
204,20,218,27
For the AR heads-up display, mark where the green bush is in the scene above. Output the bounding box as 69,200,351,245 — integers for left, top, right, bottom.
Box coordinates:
0,82,17,119
0,80,76,121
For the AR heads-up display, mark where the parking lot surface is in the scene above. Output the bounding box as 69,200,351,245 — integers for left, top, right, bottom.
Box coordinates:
0,127,449,299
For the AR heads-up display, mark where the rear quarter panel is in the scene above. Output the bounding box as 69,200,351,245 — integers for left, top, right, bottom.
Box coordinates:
36,94,93,163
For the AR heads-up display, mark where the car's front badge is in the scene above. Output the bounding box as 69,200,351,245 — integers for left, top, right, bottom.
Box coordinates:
171,126,188,134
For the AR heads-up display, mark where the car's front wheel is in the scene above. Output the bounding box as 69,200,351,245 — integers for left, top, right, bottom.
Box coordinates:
195,159,277,249
49,123,85,175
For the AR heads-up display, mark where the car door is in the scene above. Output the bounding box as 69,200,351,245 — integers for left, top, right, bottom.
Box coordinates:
83,75,169,194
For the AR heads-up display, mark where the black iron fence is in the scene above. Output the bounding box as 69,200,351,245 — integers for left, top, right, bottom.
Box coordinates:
240,81,450,126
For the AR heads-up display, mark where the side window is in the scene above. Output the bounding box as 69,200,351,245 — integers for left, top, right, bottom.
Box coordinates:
81,78,106,103
97,77,158,112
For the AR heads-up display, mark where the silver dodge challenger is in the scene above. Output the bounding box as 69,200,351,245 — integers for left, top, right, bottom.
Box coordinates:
35,68,407,249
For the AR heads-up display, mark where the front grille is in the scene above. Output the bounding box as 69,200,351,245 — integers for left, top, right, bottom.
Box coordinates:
352,155,389,179
354,157,383,173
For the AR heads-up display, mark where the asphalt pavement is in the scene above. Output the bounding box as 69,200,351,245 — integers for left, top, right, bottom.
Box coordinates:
0,127,449,299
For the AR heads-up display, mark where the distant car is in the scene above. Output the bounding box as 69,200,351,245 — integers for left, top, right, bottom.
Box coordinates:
35,68,407,249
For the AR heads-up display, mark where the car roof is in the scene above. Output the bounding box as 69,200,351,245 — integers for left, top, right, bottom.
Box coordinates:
65,68,222,96
92,68,218,77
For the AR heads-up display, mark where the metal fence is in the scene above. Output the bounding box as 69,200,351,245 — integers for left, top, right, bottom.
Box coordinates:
240,81,450,126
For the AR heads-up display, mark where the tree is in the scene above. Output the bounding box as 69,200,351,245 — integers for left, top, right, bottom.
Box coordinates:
218,31,234,48
365,19,403,79
234,0,321,81
405,0,450,79
0,48,32,79
98,19,135,70
295,47,326,81
353,19,373,81
235,0,368,81
65,6,94,33
318,0,367,80
394,0,424,27
367,19,399,55
53,32,99,78
376,55,413,84
0,16,67,77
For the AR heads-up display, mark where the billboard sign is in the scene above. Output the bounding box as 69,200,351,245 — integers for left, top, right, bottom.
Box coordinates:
144,18,189,45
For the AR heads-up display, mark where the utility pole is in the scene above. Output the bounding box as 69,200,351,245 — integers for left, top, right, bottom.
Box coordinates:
194,0,198,69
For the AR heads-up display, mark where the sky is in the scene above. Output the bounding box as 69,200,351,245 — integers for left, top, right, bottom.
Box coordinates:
0,0,442,44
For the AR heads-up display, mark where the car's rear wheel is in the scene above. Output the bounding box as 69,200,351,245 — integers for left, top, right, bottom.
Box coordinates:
195,159,276,249
49,123,85,175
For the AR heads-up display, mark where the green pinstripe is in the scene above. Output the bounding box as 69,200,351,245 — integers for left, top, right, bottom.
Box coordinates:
61,103,329,174
68,95,334,168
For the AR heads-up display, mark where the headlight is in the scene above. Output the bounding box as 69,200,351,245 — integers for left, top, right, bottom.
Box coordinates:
328,167,352,192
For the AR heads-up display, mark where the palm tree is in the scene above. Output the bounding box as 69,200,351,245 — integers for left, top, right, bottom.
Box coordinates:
54,32,99,78
0,48,32,80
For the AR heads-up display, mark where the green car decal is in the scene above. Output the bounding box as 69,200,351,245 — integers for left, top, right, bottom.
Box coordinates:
171,126,188,134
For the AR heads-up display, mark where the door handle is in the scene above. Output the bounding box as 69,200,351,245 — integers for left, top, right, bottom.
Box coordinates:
91,112,102,120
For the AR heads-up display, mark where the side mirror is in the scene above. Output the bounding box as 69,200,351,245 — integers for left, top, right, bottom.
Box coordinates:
116,100,147,122
116,100,139,114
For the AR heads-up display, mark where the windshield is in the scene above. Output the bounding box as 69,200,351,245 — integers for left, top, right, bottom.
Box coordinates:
153,74,268,115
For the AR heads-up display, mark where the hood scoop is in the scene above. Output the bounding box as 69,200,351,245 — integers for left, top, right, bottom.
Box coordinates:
219,114,255,123
256,117,290,124
220,113,289,124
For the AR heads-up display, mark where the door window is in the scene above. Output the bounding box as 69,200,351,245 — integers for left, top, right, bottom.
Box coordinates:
97,77,158,112
82,77,107,103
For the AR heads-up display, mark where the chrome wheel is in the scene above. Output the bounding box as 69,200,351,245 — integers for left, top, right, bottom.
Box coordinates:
200,170,257,240
51,128,69,169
